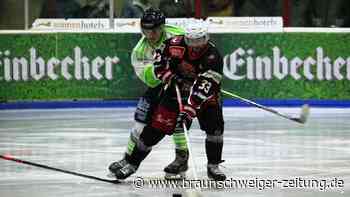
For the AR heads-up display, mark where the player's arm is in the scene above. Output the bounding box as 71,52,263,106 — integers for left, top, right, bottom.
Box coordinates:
131,39,162,88
153,37,184,84
180,49,223,127
189,49,223,109
188,70,222,108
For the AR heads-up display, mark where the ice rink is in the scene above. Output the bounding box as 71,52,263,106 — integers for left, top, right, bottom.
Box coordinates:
0,106,349,197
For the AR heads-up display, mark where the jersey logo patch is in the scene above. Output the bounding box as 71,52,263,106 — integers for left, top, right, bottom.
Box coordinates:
169,46,185,59
151,105,177,134
170,36,182,45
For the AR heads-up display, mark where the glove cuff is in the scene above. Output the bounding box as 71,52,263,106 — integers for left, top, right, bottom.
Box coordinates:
154,65,174,83
188,96,202,110
161,70,173,82
183,105,196,118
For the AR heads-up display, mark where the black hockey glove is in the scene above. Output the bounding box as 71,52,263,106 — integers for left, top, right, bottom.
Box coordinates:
177,104,196,130
154,64,175,84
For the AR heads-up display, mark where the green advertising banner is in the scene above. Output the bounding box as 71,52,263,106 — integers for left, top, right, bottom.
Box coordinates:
0,33,143,101
0,32,350,101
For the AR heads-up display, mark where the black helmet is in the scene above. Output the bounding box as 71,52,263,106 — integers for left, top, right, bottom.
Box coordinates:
141,8,165,30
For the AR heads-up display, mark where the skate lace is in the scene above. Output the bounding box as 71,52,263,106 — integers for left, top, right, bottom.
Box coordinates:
120,164,136,175
117,159,127,167
109,159,128,172
208,164,224,175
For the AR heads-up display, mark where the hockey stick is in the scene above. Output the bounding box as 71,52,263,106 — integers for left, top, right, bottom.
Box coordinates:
174,84,199,180
175,84,203,197
0,154,120,184
221,89,310,124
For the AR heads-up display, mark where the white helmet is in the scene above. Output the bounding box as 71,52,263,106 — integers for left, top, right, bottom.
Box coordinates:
184,19,209,47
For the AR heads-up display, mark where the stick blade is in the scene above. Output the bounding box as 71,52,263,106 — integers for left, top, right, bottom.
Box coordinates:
0,154,15,161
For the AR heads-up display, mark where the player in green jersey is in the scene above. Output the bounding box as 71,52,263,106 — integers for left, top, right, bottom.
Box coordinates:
109,8,189,180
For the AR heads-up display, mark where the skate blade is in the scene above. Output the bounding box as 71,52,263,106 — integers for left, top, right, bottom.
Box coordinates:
164,172,186,180
107,172,129,183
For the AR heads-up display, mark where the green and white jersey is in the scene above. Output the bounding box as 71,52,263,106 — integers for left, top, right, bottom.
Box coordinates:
131,24,184,88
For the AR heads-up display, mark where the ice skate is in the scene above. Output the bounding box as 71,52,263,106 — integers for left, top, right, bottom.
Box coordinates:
207,163,226,181
108,157,138,180
111,163,137,180
108,158,128,173
164,149,188,180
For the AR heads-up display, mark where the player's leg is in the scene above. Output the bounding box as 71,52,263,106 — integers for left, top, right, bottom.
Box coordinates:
134,86,163,124
108,122,143,173
110,95,178,179
109,86,163,178
198,99,226,181
109,125,166,179
135,86,189,179
157,89,190,180
164,125,189,179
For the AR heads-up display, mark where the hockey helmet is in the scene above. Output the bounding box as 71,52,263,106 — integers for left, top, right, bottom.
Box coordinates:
184,19,209,47
141,8,166,30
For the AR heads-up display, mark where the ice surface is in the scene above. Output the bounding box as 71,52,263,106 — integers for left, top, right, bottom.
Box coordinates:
0,107,349,197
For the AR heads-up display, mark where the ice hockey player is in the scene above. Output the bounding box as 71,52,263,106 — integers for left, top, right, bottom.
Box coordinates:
108,8,190,180
109,18,226,181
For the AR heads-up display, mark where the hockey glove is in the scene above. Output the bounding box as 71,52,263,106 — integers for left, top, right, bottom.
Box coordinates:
154,64,175,84
177,104,196,130
189,70,221,107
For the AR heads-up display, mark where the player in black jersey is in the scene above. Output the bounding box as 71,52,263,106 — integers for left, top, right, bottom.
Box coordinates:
110,19,226,181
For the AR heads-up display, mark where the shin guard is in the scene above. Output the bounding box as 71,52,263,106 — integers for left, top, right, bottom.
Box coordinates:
205,134,224,164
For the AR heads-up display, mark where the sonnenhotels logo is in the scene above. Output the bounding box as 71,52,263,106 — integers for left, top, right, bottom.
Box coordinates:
34,21,52,28
32,19,108,30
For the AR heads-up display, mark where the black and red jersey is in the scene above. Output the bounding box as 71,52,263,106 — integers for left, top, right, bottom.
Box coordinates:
161,35,223,99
